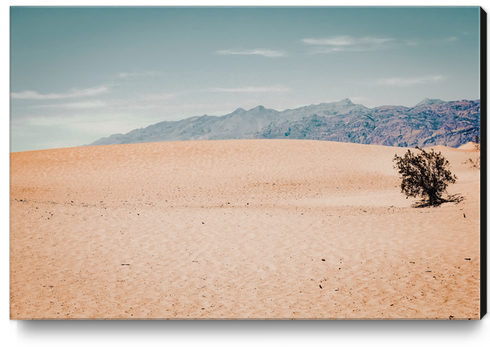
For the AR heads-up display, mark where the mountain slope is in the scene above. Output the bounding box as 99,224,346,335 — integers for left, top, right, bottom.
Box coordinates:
88,98,480,148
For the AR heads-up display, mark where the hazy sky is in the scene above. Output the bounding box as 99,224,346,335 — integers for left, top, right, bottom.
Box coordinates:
10,6,481,152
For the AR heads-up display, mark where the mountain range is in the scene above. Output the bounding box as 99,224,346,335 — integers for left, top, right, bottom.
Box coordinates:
88,98,480,148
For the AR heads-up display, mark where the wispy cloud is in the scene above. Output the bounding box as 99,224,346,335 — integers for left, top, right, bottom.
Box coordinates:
373,75,446,87
63,101,108,108
210,86,290,93
20,112,149,137
216,49,285,58
405,39,419,46
11,86,108,100
303,36,392,46
444,36,459,42
141,93,176,101
32,100,108,109
31,94,177,112
302,35,394,53
118,71,159,78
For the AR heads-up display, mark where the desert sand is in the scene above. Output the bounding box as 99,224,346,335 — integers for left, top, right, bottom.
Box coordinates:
10,139,480,319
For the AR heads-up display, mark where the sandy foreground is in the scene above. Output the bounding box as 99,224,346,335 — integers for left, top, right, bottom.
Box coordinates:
10,139,481,319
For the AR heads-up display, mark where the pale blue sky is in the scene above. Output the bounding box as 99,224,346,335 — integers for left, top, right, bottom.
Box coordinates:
10,6,481,152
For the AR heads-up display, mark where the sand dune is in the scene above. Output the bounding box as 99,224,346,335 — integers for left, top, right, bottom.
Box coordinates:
458,142,479,151
10,139,480,319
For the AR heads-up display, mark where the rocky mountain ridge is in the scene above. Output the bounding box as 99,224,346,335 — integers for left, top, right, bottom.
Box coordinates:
88,98,480,148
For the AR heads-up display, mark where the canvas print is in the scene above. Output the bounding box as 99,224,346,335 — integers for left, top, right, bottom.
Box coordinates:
10,7,483,319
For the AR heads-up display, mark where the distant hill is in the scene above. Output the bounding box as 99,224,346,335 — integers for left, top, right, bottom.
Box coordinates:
87,98,480,148
415,98,446,107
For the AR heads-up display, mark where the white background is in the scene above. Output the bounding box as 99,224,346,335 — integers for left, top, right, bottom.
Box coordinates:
3,1,489,346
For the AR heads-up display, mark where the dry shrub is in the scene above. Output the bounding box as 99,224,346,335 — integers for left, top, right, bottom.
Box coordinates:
393,147,458,207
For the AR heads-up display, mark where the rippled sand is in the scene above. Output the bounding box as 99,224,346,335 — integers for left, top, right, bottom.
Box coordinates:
10,140,481,319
